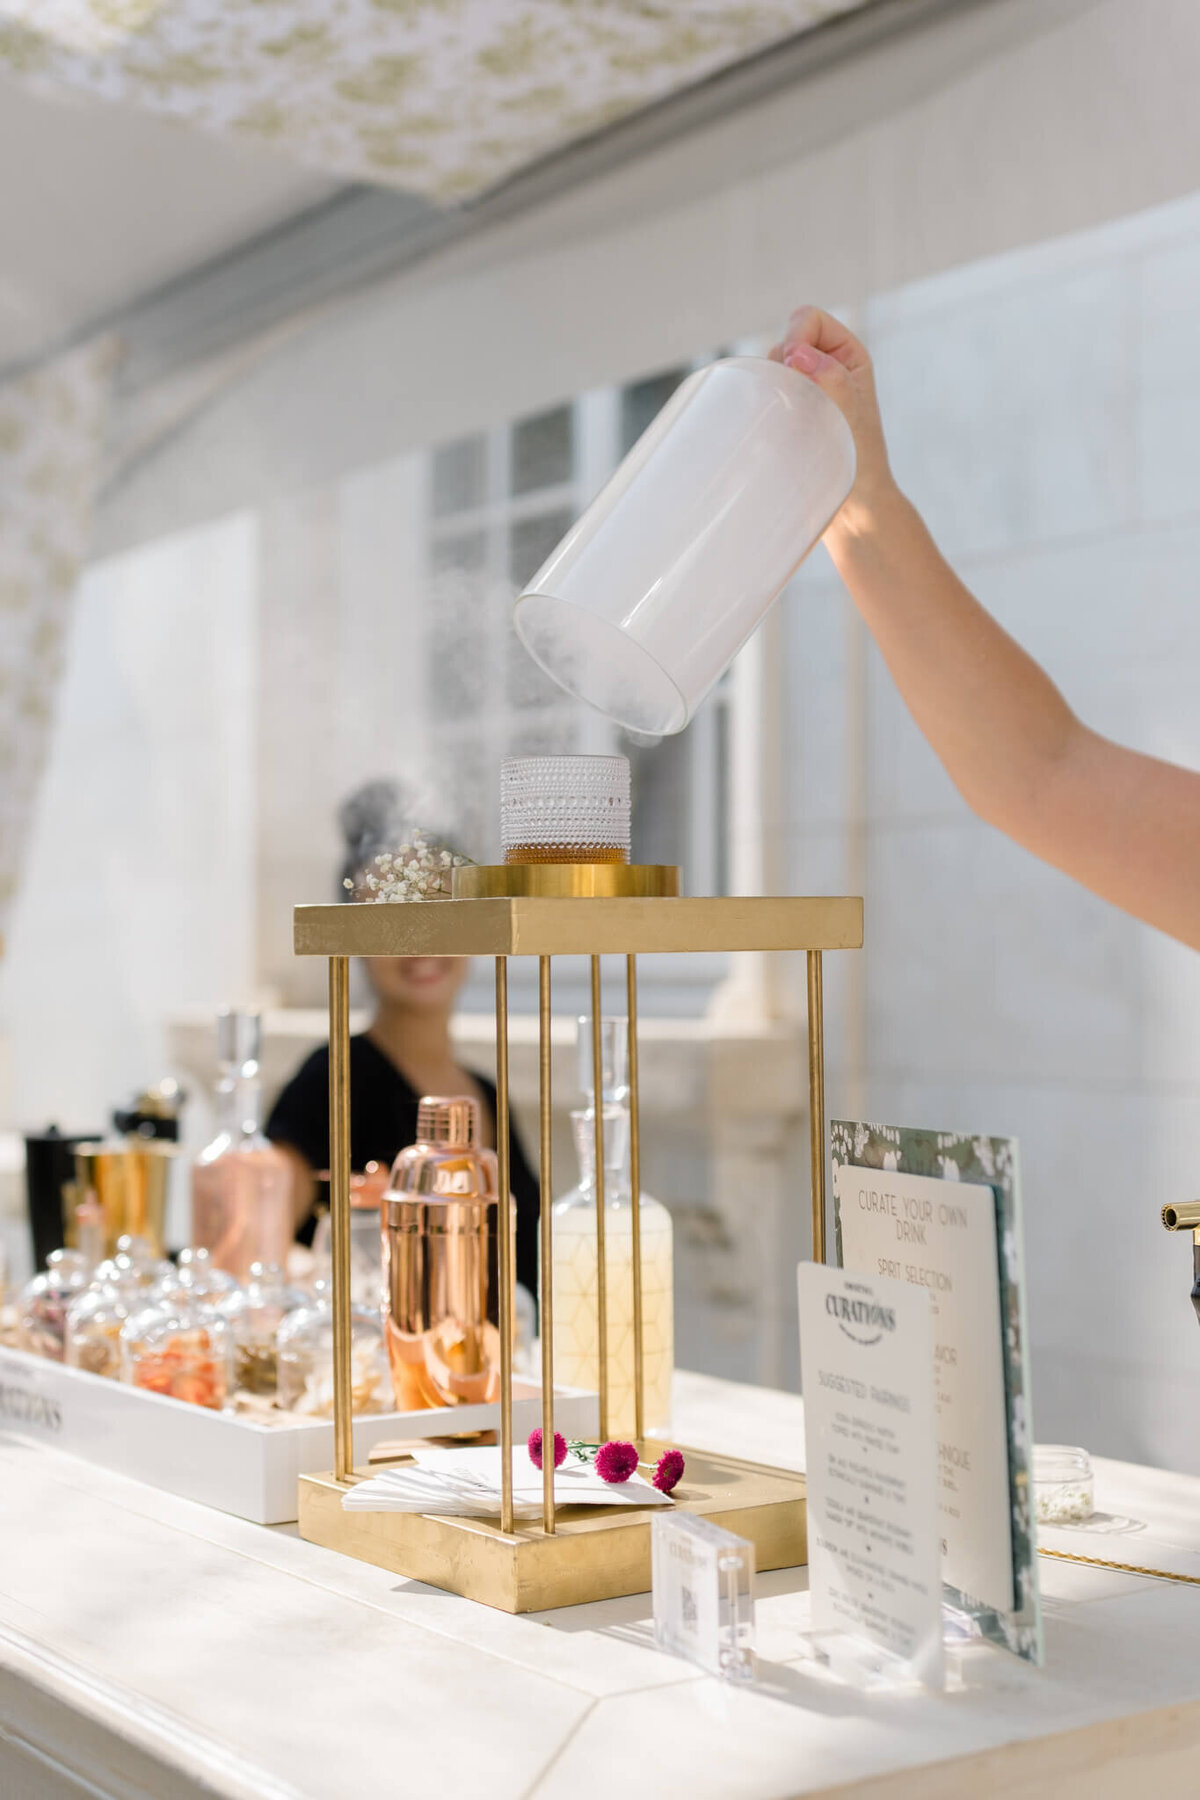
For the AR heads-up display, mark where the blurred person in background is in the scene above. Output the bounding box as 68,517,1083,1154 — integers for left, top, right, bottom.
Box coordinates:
266,781,541,1297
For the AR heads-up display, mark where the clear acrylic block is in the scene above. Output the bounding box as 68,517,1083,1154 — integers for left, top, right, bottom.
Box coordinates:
651,1512,755,1681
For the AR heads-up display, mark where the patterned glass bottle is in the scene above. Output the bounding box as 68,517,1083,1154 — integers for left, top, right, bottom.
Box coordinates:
549,1018,673,1437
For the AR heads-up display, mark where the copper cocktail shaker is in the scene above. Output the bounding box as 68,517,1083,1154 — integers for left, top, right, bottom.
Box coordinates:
382,1096,504,1410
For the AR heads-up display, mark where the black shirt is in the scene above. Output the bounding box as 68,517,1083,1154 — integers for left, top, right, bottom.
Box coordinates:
265,1033,541,1296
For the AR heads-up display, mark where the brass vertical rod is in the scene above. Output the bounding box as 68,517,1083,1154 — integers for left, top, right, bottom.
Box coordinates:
807,950,827,1265
590,956,609,1442
626,955,645,1444
495,956,514,1536
538,955,556,1534
328,956,354,1483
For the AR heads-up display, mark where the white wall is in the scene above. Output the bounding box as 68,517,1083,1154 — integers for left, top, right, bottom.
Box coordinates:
783,193,1200,1473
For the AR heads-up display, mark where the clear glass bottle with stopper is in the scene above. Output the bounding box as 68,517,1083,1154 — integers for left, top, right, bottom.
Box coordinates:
550,1017,674,1437
192,1010,293,1281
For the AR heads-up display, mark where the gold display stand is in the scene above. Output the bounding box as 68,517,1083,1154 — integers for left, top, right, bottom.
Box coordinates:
293,875,863,1613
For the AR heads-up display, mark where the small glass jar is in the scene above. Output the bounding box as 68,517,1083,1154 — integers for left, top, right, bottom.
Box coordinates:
1033,1444,1094,1523
92,1247,162,1297
275,1281,390,1417
121,1291,234,1410
175,1245,242,1300
219,1261,307,1395
114,1233,158,1272
18,1249,90,1361
65,1278,137,1379
310,1163,389,1308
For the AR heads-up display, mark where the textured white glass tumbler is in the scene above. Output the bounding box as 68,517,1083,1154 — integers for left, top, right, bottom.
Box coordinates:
513,357,855,736
501,754,630,864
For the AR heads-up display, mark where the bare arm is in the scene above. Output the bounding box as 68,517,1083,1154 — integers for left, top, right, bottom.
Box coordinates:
772,308,1200,952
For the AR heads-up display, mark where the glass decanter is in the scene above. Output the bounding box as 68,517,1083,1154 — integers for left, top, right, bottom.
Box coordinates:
191,1011,293,1280
18,1249,90,1361
218,1260,306,1396
275,1280,390,1417
120,1288,234,1410
549,1018,674,1437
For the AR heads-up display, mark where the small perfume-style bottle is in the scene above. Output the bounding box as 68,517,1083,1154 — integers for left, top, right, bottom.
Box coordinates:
550,1019,674,1437
172,1245,240,1300
65,1254,148,1379
382,1096,505,1411
192,1011,293,1281
18,1249,90,1361
275,1279,390,1416
120,1289,234,1411
219,1260,306,1396
309,1162,389,1308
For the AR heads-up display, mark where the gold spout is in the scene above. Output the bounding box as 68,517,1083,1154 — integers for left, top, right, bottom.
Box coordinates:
1162,1201,1200,1232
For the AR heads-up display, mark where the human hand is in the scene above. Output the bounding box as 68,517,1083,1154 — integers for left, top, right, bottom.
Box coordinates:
768,306,897,534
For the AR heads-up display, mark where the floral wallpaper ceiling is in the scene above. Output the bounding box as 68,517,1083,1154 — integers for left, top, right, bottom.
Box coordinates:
0,0,869,202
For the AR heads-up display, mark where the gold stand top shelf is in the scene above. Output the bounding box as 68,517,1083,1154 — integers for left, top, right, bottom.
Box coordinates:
293,895,863,959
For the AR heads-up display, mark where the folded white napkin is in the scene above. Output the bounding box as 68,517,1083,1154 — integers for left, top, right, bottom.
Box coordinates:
342,1443,674,1516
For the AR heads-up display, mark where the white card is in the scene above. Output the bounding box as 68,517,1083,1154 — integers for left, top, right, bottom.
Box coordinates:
415,1443,672,1505
799,1262,943,1687
834,1164,1016,1614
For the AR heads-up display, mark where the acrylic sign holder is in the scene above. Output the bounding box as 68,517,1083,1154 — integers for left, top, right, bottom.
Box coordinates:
294,868,863,1612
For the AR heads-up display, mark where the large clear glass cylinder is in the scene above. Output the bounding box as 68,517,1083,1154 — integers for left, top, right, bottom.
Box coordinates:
513,356,855,736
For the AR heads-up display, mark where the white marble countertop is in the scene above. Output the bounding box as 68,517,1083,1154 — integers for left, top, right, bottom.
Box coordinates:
3,1371,1200,1799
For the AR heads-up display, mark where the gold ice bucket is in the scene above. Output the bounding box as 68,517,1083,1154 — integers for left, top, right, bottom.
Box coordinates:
70,1142,172,1258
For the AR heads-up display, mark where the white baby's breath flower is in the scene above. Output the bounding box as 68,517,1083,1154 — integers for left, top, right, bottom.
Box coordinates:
345,824,472,902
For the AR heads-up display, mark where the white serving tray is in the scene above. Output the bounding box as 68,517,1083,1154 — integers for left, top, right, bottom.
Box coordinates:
0,1346,598,1525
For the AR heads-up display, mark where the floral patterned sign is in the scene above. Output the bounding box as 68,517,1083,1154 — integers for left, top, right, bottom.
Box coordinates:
831,1118,1043,1665
0,336,115,944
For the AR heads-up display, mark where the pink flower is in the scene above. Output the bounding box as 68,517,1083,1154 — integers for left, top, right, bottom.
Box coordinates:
595,1439,639,1484
528,1428,567,1470
653,1450,685,1494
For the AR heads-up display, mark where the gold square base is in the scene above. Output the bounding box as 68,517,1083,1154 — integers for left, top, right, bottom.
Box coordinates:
298,1446,806,1613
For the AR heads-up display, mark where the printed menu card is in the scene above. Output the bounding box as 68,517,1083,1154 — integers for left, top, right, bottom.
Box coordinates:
798,1262,944,1687
831,1121,1042,1666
